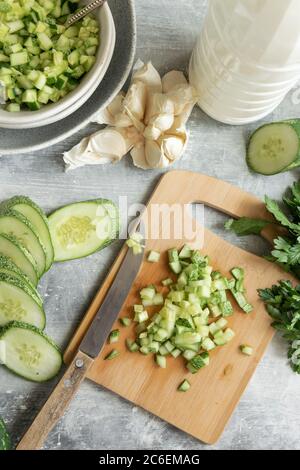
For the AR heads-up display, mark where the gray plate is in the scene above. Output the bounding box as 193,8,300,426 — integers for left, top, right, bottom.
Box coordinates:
0,0,136,155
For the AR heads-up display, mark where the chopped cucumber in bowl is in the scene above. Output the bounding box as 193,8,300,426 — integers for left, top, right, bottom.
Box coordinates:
0,0,100,112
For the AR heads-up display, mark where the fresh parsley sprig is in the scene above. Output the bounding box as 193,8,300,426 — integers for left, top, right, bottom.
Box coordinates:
258,280,300,374
225,181,300,278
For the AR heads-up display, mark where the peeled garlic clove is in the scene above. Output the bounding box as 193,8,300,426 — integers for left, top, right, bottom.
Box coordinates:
162,70,187,93
160,132,188,162
133,61,162,93
130,143,150,169
145,93,174,124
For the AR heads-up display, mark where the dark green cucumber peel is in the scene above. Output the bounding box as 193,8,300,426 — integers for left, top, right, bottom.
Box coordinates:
0,232,39,286
1,196,54,271
247,120,300,176
0,418,11,451
0,255,42,305
0,208,47,276
0,321,62,383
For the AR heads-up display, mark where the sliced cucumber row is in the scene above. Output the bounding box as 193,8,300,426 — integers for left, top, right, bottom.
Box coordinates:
247,120,300,175
0,255,42,305
0,322,62,382
48,199,120,262
2,195,54,271
0,273,45,329
0,196,119,383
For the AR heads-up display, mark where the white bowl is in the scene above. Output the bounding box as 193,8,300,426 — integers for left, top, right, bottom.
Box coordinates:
0,2,116,129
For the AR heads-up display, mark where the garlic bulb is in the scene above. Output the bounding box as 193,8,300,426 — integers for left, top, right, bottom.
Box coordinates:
63,61,199,171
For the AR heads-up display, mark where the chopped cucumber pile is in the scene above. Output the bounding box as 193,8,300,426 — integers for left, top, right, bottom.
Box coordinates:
0,0,100,111
123,246,253,387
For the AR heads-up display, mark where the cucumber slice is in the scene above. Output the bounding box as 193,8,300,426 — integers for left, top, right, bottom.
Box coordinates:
48,199,119,262
0,321,62,382
247,121,300,175
0,233,39,286
0,255,42,305
0,209,46,276
0,273,45,328
2,196,54,271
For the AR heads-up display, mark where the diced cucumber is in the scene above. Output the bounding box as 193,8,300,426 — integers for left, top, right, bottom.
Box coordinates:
0,321,62,382
178,379,191,392
0,233,38,286
247,121,300,175
240,344,253,356
147,250,160,263
10,50,28,66
3,196,54,271
109,329,120,344
0,210,46,276
155,354,167,368
5,103,20,112
48,200,119,262
0,273,45,328
105,349,120,361
0,255,42,305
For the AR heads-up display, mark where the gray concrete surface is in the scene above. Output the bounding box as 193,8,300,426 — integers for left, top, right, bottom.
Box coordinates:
1,0,300,450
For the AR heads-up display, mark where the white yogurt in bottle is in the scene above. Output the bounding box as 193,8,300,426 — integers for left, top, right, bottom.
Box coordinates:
189,0,300,124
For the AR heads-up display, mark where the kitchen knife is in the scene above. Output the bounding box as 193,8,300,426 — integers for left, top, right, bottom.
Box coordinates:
16,225,145,450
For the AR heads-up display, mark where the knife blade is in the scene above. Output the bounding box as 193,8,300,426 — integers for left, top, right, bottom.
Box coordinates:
79,224,145,358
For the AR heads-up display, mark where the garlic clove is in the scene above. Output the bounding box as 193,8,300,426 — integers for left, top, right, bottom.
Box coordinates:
160,134,187,162
167,83,198,116
143,113,174,140
123,81,147,132
130,143,151,169
133,61,162,93
145,93,174,124
63,136,91,171
89,128,128,159
162,70,188,93
145,139,169,168
143,124,162,141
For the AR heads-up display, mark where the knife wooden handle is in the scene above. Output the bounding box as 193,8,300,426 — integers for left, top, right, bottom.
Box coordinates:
16,350,93,450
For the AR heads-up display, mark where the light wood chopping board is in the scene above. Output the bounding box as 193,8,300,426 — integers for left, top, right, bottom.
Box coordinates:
64,170,293,444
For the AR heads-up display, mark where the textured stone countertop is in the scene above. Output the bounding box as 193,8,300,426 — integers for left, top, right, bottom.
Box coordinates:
1,0,300,451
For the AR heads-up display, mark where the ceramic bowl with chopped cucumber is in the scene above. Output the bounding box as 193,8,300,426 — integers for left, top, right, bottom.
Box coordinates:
0,0,116,129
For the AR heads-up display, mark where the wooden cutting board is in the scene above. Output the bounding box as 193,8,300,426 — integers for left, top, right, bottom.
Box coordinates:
64,170,293,444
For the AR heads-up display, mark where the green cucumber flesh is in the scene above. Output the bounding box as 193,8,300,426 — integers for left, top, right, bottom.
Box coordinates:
0,209,46,276
0,233,39,286
0,255,42,305
2,196,54,271
0,321,62,382
0,273,45,328
48,199,119,262
247,121,300,175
